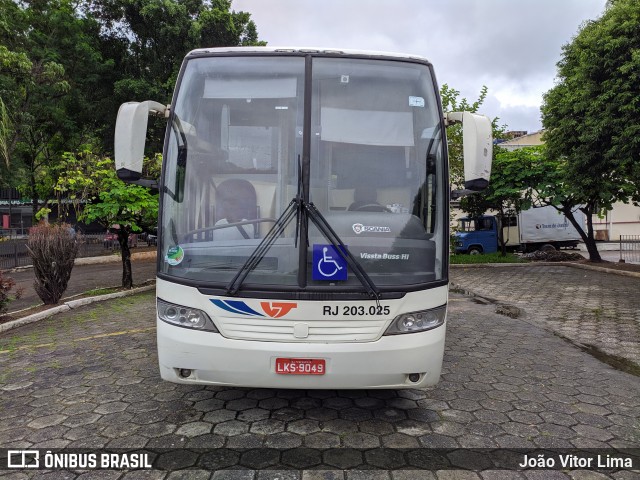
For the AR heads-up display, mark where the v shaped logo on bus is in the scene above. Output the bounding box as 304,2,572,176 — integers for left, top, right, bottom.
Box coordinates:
211,299,297,318
260,302,298,318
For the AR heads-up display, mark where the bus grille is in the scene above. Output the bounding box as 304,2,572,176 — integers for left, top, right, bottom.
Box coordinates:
218,318,388,342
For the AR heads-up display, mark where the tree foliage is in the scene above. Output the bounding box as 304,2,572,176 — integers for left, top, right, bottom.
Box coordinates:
85,0,264,151
0,0,263,227
440,84,504,190
519,148,606,262
460,146,547,255
0,269,21,315
0,0,112,216
440,84,487,188
541,0,640,261
54,153,159,288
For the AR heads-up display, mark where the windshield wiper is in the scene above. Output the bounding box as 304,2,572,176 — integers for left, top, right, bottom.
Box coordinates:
225,197,381,302
225,142,381,299
225,198,299,296
227,155,306,296
304,202,380,302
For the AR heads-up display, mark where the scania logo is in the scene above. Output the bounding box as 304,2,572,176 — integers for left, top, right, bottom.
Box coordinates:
211,300,297,318
352,223,391,235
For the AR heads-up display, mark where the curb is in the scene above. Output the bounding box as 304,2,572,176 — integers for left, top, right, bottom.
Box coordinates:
561,261,640,279
0,284,156,334
451,261,640,279
4,251,157,273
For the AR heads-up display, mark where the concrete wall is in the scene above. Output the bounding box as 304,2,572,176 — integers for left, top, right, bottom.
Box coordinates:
592,202,640,241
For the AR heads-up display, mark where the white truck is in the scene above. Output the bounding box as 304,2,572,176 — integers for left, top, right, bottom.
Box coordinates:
455,205,584,254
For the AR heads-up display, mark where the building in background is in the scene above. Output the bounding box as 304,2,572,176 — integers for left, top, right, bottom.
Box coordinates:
0,188,31,237
498,130,544,150
0,188,104,238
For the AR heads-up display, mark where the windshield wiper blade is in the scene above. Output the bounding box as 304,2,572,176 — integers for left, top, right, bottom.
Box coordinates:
304,202,381,302
224,197,381,301
225,198,299,296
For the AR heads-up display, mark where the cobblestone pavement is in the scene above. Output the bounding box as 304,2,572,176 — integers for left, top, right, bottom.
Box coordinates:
450,264,640,373
1,290,639,479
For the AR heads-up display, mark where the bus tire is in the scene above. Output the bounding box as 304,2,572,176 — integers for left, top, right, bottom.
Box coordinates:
468,246,483,255
540,244,556,252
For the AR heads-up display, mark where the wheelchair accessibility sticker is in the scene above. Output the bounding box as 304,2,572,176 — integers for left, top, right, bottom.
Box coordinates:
312,244,348,281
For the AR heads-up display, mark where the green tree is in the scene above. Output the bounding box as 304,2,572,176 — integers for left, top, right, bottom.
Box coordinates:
86,0,265,152
83,171,158,289
441,84,487,189
0,97,10,168
460,146,547,255
0,0,114,218
440,84,504,191
521,148,605,262
56,153,159,288
541,0,640,261
0,39,70,213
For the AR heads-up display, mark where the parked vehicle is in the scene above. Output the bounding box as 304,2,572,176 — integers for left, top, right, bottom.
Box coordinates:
104,230,138,249
140,232,157,246
114,46,493,389
455,206,584,254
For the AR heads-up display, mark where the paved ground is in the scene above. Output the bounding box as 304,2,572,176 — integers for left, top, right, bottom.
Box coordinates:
449,264,640,373
1,272,639,478
598,250,637,264
577,244,639,265
5,258,158,312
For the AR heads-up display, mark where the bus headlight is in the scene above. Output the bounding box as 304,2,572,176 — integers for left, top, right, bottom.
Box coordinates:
384,305,446,335
157,298,219,332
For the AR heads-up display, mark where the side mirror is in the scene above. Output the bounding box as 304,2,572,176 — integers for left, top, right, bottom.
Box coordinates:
114,101,167,182
446,111,493,191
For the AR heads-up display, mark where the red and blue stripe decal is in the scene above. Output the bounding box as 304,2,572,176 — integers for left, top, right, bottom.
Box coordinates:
211,300,298,318
211,300,264,317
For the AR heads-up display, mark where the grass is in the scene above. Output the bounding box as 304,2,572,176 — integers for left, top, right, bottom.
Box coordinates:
450,252,527,264
0,291,155,356
84,286,122,296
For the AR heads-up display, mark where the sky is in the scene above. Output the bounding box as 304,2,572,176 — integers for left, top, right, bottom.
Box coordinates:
231,0,607,134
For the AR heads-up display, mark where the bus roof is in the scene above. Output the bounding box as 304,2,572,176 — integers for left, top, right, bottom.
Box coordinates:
186,46,431,64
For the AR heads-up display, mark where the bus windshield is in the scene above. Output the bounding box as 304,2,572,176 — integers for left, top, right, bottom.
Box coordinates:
159,53,447,294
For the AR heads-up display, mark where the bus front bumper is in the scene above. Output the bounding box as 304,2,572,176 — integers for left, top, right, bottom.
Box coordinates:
157,320,446,389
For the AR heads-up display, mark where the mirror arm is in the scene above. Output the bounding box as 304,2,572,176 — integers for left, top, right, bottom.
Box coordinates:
444,112,463,126
132,178,159,191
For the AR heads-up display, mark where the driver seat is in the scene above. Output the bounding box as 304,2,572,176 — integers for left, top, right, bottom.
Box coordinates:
215,179,259,238
348,186,385,212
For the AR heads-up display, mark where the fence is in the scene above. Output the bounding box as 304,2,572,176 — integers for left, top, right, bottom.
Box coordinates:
0,234,131,270
620,235,640,264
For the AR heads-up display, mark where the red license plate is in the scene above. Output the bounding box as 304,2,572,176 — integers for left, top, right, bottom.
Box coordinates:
275,358,325,375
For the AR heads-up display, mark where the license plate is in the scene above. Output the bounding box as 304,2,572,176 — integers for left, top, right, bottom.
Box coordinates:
275,358,325,375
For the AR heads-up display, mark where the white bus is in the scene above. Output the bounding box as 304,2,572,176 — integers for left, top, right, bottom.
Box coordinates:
115,47,492,389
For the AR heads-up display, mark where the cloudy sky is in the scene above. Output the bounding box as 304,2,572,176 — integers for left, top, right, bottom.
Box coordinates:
232,0,607,134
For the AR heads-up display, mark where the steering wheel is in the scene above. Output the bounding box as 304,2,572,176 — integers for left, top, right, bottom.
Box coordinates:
351,203,392,212
181,218,277,242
